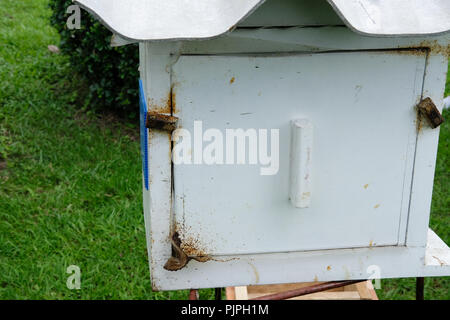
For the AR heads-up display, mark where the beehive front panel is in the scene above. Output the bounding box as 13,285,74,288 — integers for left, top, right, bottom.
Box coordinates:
170,50,426,257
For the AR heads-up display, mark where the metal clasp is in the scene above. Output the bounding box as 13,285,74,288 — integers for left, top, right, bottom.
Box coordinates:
417,97,444,129
145,111,178,132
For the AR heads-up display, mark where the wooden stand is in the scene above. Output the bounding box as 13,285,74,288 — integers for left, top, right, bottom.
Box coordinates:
226,280,378,300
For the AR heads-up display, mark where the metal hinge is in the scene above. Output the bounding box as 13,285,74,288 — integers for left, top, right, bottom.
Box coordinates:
145,111,178,132
417,97,444,129
163,232,210,271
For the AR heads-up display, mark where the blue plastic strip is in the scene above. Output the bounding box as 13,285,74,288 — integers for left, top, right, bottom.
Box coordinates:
139,79,149,190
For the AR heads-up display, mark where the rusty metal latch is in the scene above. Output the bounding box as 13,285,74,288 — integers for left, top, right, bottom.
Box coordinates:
417,97,444,129
145,111,178,132
164,232,189,271
164,232,210,271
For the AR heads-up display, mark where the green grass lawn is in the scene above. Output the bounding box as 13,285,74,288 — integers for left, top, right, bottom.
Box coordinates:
0,0,448,300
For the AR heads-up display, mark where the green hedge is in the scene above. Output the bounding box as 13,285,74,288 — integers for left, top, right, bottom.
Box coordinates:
49,0,139,112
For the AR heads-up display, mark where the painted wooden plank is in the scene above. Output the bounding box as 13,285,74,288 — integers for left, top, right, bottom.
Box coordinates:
406,53,449,248
140,42,180,291
181,27,450,54
151,233,450,290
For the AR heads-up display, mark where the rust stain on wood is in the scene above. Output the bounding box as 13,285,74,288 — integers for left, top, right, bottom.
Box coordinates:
417,40,450,56
147,82,178,115
403,41,450,56
394,48,428,56
148,93,171,114
180,234,211,260
170,84,177,115
145,85,178,132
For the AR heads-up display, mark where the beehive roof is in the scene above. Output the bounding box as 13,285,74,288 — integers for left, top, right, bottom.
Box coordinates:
74,0,450,41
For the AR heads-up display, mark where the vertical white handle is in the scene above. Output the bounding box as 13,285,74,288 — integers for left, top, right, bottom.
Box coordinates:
290,119,313,208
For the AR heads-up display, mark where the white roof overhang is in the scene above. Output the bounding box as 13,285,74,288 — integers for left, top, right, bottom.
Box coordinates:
74,0,450,41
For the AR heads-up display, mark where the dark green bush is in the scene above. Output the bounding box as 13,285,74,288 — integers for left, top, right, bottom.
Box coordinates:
49,0,139,112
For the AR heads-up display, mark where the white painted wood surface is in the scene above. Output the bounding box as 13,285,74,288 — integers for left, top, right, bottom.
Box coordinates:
139,28,450,291
151,231,450,291
405,53,449,248
329,0,450,36
172,51,425,255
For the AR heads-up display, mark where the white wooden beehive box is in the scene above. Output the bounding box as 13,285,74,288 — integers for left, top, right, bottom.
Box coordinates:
76,0,450,291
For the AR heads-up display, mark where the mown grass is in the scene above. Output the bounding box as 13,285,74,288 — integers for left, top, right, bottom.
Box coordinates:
0,0,195,300
0,0,448,300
